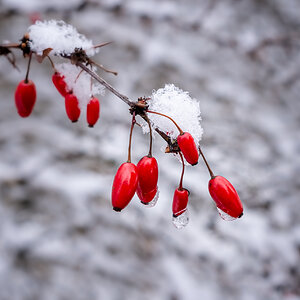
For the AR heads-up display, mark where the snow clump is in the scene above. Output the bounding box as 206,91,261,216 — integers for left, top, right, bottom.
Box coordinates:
143,84,203,146
28,20,97,56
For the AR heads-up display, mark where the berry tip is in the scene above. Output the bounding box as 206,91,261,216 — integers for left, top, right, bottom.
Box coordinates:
113,207,122,212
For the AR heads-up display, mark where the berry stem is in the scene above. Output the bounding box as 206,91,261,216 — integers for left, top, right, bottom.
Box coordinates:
47,55,55,70
127,112,136,163
178,151,185,190
144,114,153,157
75,69,84,83
146,110,183,135
24,52,32,83
198,146,215,179
90,75,93,94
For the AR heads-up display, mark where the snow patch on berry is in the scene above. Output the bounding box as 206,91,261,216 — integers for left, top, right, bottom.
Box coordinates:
28,20,97,56
56,63,104,108
143,84,203,146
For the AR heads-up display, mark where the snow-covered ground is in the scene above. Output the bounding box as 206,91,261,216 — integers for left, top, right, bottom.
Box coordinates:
0,1,299,299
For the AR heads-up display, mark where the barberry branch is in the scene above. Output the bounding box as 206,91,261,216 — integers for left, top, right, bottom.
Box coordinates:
76,61,133,106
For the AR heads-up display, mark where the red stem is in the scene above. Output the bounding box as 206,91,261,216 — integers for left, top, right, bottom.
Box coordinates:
47,55,55,71
144,114,153,157
198,146,215,179
146,110,183,135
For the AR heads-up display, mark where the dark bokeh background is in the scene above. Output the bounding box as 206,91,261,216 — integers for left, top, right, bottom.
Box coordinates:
0,1,299,299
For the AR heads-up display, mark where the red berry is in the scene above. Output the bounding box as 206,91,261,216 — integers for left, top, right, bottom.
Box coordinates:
137,185,158,205
137,156,158,194
87,97,100,127
14,80,36,118
112,162,138,211
172,188,189,217
208,176,243,218
177,132,199,165
52,72,68,97
65,93,80,122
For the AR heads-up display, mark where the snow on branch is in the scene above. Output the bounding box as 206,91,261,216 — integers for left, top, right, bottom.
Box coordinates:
143,84,203,147
28,20,97,56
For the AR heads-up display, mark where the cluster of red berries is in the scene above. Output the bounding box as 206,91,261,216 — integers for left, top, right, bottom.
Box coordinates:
111,111,243,227
14,56,100,127
12,50,243,228
112,155,159,211
52,71,100,126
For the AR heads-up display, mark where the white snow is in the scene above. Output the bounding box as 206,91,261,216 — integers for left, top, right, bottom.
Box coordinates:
55,63,104,108
0,1,299,300
143,84,203,147
28,20,97,56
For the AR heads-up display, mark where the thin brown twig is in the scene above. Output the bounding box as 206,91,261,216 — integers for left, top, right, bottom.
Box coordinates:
47,55,55,70
93,41,113,49
75,69,84,83
6,52,19,71
91,59,118,76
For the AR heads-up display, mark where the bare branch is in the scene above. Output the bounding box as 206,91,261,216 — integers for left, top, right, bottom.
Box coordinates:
76,61,133,106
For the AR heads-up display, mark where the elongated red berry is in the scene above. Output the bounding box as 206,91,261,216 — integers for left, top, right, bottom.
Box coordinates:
14,80,36,118
177,132,199,165
137,156,158,194
208,176,243,218
137,185,158,205
112,162,138,211
87,97,100,127
52,72,68,97
65,93,80,122
172,188,189,217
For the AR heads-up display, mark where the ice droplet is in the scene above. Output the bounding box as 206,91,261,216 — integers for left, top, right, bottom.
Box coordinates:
144,189,160,208
172,209,189,229
217,207,237,221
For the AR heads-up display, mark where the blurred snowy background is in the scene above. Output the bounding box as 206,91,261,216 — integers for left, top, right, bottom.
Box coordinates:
0,0,299,299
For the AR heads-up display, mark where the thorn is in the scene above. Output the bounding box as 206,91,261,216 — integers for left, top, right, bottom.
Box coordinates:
93,41,113,49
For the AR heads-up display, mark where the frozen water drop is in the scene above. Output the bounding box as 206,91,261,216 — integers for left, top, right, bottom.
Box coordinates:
172,209,189,229
217,207,237,221
145,189,159,208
